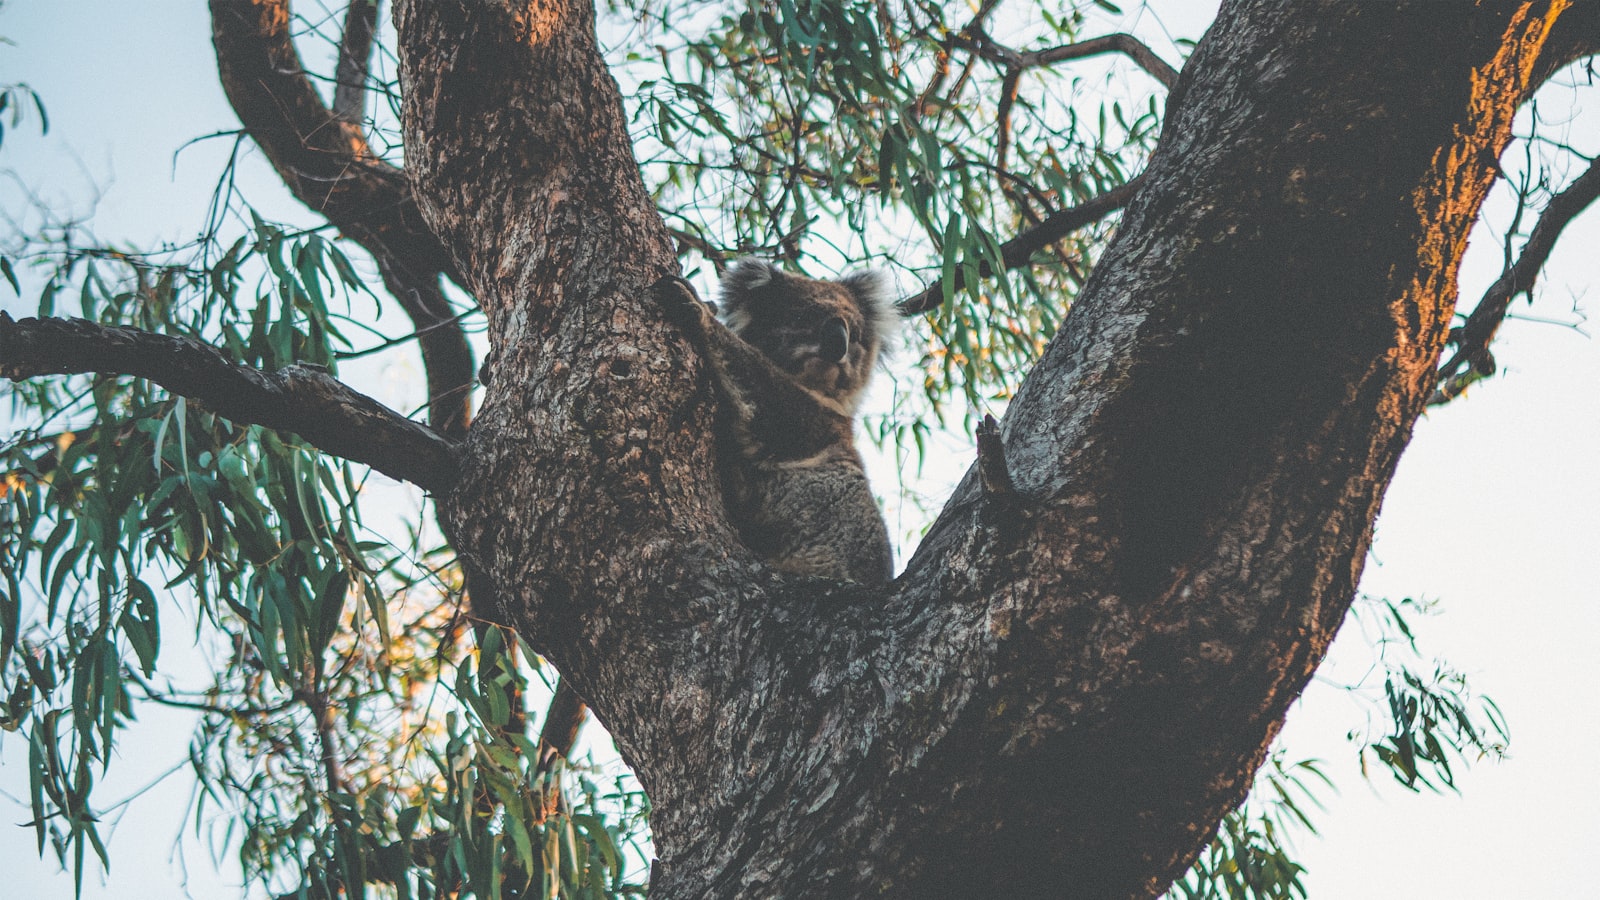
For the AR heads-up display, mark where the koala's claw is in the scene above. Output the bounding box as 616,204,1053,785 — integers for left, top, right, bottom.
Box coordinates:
651,275,710,311
651,274,715,343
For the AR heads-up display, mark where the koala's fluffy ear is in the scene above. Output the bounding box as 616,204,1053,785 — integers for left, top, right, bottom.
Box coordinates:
722,258,776,294
837,269,898,341
719,258,778,331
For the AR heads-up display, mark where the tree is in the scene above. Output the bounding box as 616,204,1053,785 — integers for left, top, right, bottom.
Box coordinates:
1,0,1596,898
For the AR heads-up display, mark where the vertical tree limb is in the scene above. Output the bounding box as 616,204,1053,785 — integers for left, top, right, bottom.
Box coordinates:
334,0,379,125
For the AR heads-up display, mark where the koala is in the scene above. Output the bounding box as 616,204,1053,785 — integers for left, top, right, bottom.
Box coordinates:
655,258,896,584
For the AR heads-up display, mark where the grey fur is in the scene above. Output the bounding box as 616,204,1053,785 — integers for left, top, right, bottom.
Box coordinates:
655,265,894,583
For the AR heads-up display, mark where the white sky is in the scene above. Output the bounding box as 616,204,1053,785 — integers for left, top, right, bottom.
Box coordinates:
0,3,1596,898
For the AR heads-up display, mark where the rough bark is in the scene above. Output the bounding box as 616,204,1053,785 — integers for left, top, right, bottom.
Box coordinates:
394,0,1566,897
1529,0,1598,93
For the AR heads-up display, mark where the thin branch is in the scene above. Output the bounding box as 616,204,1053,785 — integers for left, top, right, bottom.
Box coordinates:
333,0,379,125
994,68,1023,180
1432,154,1600,403
332,307,477,362
0,312,459,492
371,257,476,437
666,225,731,272
294,685,354,793
899,176,1144,314
956,31,1181,90
130,671,297,718
1026,34,1181,89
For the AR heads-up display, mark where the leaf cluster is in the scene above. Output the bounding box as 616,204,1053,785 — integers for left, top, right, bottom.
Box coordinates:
1,218,641,898
609,0,1162,428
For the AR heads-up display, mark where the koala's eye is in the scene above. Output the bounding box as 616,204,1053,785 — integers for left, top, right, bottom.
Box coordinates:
819,317,849,363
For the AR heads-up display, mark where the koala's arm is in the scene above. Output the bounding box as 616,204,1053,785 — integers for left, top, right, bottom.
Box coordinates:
652,276,850,460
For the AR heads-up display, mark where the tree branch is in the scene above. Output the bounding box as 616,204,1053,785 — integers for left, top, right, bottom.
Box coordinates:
1432,152,1600,403
956,31,1180,89
333,0,379,125
210,0,422,255
0,313,459,493
210,0,476,437
1028,33,1181,88
1527,0,1599,98
898,176,1144,314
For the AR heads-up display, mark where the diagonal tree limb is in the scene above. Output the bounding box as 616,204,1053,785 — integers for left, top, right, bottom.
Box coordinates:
1432,152,1600,404
0,312,459,493
209,0,424,256
209,0,476,438
899,176,1144,314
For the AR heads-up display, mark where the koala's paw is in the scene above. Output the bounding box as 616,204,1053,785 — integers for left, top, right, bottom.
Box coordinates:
650,275,716,333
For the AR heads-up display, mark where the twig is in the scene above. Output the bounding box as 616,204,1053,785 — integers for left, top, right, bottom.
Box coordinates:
1432,154,1600,403
899,176,1144,314
976,414,1015,496
956,31,1180,90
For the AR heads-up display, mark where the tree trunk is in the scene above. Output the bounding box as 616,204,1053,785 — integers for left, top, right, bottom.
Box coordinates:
392,0,1565,897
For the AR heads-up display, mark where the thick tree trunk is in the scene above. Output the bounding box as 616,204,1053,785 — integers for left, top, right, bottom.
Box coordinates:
392,1,1564,897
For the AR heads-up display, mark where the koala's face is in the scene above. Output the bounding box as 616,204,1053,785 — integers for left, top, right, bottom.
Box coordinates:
719,259,893,410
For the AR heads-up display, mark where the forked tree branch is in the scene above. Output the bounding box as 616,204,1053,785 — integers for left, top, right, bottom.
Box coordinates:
902,27,1176,315
0,312,459,492
1433,153,1600,403
899,176,1144,313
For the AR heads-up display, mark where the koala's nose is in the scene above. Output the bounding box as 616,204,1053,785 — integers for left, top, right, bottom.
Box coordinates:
819,317,849,363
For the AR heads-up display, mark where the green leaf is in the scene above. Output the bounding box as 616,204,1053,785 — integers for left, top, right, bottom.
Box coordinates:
120,579,160,676
311,567,349,654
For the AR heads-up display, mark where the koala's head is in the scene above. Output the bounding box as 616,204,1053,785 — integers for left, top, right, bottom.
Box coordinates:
719,258,895,411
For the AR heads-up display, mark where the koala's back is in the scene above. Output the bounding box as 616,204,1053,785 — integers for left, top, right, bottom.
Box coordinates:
729,446,893,584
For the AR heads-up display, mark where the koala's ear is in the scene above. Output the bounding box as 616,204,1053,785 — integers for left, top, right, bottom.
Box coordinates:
838,269,898,339
719,258,777,330
722,258,777,295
